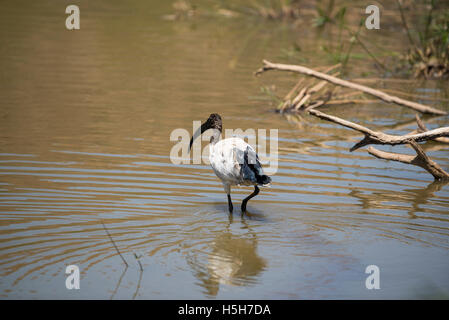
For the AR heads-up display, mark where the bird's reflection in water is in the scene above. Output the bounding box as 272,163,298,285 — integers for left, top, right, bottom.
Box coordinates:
187,215,267,297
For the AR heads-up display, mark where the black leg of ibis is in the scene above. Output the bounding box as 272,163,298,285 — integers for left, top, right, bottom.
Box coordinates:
227,194,233,213
241,185,259,213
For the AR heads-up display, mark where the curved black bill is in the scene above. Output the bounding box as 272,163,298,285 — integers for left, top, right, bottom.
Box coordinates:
189,122,208,153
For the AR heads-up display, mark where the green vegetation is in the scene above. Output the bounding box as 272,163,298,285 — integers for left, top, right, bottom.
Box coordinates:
399,0,449,78
166,0,449,78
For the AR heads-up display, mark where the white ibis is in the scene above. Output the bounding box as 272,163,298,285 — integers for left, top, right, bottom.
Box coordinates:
189,113,271,213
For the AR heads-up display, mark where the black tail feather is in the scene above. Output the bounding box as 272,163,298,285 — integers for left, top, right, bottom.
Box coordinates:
257,174,271,185
241,146,271,186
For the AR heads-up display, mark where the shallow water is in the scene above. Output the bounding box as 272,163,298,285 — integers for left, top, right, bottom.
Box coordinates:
1,1,449,299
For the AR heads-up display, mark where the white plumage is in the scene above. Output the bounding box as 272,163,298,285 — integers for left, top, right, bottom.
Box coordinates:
190,114,271,213
210,138,250,185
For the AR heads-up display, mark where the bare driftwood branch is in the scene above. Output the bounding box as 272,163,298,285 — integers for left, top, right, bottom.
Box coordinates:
255,60,447,115
308,109,449,151
368,142,449,180
415,114,449,144
308,109,449,181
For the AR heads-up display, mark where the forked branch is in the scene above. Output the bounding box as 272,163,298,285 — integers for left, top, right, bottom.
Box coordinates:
415,115,449,144
308,109,449,152
308,109,449,181
368,142,449,180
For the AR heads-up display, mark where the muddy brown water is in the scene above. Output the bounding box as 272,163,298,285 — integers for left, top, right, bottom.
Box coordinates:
0,1,448,299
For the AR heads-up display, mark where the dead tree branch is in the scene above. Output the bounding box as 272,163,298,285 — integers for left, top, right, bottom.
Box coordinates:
368,142,449,180
308,109,449,151
308,109,449,181
255,60,447,115
415,114,449,144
